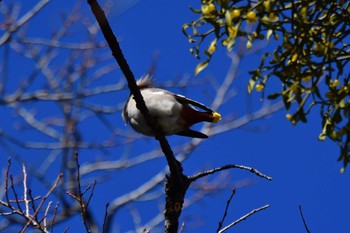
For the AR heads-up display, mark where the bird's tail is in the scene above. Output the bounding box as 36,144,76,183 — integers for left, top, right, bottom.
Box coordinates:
181,105,221,126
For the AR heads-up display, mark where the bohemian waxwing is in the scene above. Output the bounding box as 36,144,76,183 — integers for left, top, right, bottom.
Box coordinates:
122,75,221,138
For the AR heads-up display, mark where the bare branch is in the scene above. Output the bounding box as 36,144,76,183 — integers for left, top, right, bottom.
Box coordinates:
178,222,185,233
298,205,311,233
22,164,29,217
20,173,63,233
189,164,272,183
102,203,109,233
218,204,270,233
10,175,23,214
5,158,11,205
43,201,52,231
0,0,51,45
15,37,107,50
217,188,236,232
66,152,98,233
50,202,60,232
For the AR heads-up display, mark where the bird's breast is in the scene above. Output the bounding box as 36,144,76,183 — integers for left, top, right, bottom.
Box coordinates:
126,89,186,135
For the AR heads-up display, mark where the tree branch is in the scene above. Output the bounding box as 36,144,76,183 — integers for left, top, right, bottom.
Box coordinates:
188,164,272,183
87,1,189,232
218,204,270,233
217,188,236,232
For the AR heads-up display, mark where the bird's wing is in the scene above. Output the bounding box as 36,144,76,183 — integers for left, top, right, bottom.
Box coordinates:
174,94,213,113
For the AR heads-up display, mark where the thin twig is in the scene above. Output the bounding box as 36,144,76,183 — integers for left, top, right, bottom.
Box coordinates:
10,175,23,213
218,204,270,233
22,163,29,217
74,151,91,233
298,205,311,233
178,222,185,233
20,173,63,233
5,158,11,206
28,189,38,222
43,201,52,231
216,188,236,232
85,180,97,209
0,0,51,45
189,164,272,183
102,203,109,233
50,202,60,233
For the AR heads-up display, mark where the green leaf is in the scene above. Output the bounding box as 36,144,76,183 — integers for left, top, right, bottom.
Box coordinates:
246,40,253,50
318,120,331,141
282,92,291,110
194,60,209,76
225,9,232,26
318,132,327,141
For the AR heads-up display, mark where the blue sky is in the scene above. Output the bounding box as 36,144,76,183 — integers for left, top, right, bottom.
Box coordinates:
1,0,349,232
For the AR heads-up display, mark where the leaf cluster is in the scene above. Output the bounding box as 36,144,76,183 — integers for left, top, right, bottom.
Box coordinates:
184,0,350,168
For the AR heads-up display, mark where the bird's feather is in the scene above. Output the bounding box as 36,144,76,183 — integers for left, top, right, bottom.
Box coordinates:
174,94,213,113
136,74,154,89
175,129,208,138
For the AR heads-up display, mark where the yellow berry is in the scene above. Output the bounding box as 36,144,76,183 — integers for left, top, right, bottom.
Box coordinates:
263,0,271,11
231,9,241,18
255,83,264,91
246,11,257,23
329,79,340,88
269,13,278,22
202,3,216,15
291,53,298,62
302,75,311,82
286,114,293,120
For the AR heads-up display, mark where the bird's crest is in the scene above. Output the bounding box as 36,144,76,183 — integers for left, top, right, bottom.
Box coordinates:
136,74,153,89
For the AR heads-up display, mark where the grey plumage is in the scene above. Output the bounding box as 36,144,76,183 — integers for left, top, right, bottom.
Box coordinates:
122,75,221,138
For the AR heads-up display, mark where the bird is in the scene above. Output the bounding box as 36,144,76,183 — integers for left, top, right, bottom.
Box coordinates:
122,75,221,138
